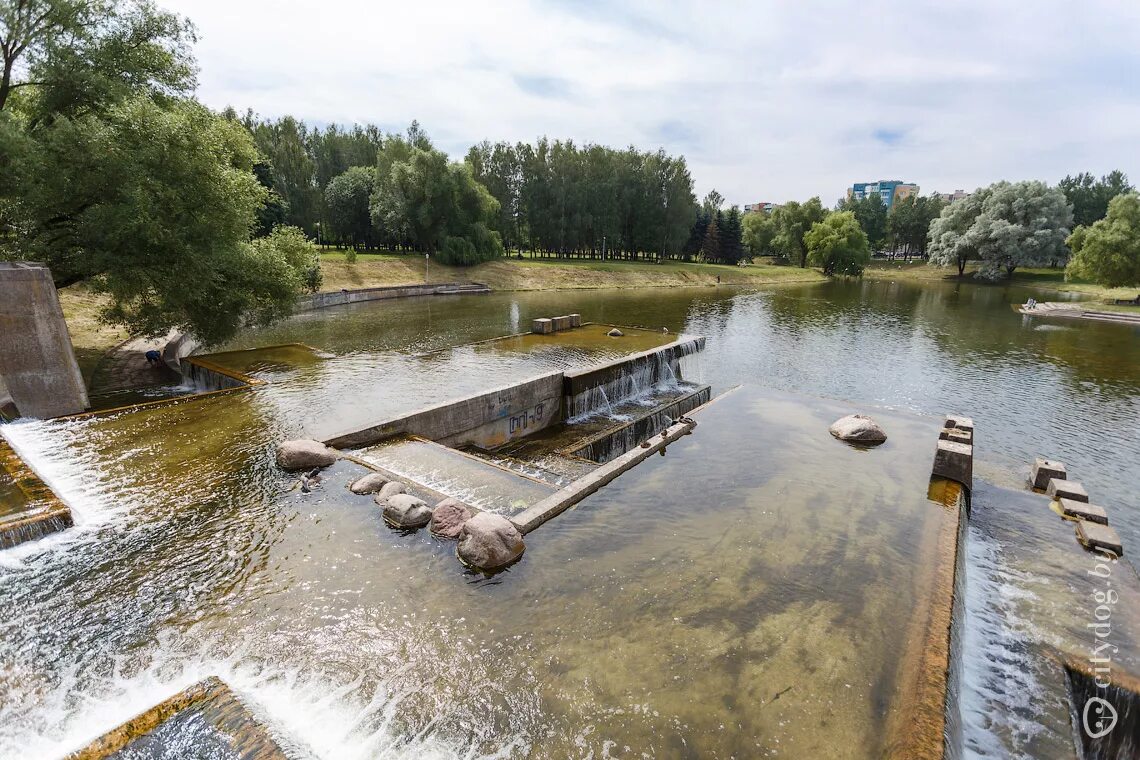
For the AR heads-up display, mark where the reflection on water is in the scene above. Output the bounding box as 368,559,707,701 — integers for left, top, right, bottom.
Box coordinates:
1,279,1138,758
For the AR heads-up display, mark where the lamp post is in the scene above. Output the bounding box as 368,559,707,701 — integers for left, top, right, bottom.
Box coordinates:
314,222,321,248
425,252,429,283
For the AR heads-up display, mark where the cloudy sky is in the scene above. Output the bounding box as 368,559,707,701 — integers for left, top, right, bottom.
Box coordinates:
164,0,1139,205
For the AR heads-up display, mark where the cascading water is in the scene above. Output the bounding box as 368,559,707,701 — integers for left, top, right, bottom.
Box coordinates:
564,337,704,421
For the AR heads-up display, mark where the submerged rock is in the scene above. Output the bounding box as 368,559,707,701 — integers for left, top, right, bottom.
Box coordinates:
349,472,388,495
375,481,406,501
382,494,432,530
607,328,624,337
431,498,473,539
457,512,525,571
828,414,887,445
276,439,337,471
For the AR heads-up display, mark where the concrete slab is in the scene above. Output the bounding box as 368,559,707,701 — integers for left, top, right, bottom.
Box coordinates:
532,318,554,334
1076,521,1123,556
938,428,972,445
1047,478,1088,503
931,439,972,489
569,313,582,327
944,415,974,432
1031,458,1066,490
1059,498,1107,525
552,315,573,331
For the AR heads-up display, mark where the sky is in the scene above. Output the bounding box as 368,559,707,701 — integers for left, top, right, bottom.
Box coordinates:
163,0,1140,206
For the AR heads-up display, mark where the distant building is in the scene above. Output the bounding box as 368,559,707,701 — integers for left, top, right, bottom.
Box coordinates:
848,180,919,208
743,202,780,214
934,189,970,204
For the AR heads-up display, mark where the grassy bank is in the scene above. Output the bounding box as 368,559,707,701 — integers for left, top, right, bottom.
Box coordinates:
319,250,827,292
55,286,129,382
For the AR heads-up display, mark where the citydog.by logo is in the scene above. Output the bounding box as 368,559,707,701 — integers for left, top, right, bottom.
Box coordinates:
1085,557,1119,740
1082,696,1118,739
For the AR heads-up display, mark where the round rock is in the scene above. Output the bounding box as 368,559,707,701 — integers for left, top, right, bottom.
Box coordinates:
828,414,887,445
375,481,406,501
607,328,624,337
276,439,337,471
349,472,388,495
457,512,525,572
431,498,473,539
382,494,432,530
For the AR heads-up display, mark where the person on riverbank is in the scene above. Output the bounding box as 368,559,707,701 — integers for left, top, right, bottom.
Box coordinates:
144,349,162,367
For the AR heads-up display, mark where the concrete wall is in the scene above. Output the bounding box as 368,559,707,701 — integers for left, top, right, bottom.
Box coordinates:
323,373,565,450
180,357,259,392
0,263,89,418
563,336,705,418
296,282,487,312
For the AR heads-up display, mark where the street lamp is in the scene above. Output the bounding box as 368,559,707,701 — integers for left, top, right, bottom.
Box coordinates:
425,252,430,283
314,222,321,247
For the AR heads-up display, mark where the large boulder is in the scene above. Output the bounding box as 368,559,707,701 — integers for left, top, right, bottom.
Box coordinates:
431,498,473,539
607,328,624,337
276,439,337,471
457,512,525,572
349,472,388,495
375,481,406,501
382,494,432,530
828,414,887,445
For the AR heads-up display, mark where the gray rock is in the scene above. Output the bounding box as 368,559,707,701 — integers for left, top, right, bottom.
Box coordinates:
349,472,388,495
382,494,432,530
457,512,525,571
276,439,337,471
828,414,887,445
375,481,406,501
431,498,473,539
607,328,624,337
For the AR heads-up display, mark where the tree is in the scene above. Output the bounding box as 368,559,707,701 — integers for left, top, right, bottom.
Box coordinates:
1066,192,1140,287
251,159,289,237
5,97,309,343
1059,171,1133,228
971,181,1073,279
804,211,870,276
927,191,989,276
252,225,321,293
325,165,375,249
771,197,827,267
0,0,196,117
700,214,721,262
702,189,724,217
742,211,777,258
717,206,744,264
888,195,945,259
841,194,888,251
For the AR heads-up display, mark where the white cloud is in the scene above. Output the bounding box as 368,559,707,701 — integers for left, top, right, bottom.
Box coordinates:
164,0,1140,204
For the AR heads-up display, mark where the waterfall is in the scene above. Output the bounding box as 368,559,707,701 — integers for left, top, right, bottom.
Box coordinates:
564,337,704,420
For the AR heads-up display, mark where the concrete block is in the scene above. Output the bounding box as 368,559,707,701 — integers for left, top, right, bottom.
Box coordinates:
569,313,582,327
552,315,573,332
1076,522,1123,556
1059,498,1108,525
1047,478,1088,503
939,428,972,444
932,440,972,488
1031,458,1066,490
944,415,974,432
532,318,553,334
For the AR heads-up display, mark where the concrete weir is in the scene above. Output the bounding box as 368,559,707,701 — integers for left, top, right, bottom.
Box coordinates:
0,437,73,549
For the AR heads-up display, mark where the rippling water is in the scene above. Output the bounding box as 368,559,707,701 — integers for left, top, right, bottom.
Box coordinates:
1,279,1137,758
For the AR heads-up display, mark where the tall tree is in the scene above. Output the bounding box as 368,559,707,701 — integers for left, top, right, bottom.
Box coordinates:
772,197,827,267
1059,170,1133,228
1066,192,1140,287
716,205,744,264
700,213,721,263
927,190,990,275
325,165,375,249
972,181,1072,278
888,195,945,259
805,211,871,276
840,194,888,251
742,210,777,258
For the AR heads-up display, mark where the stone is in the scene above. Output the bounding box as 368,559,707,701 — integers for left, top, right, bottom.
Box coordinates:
939,428,972,444
1030,458,1066,490
457,512,525,571
932,440,973,488
1047,478,1088,503
1060,498,1108,525
275,439,336,471
568,313,582,328
532,318,553,334
552,315,573,331
430,498,473,539
607,328,624,337
1076,521,1123,556
375,481,406,501
349,472,388,495
828,414,887,445
382,494,432,530
944,415,974,432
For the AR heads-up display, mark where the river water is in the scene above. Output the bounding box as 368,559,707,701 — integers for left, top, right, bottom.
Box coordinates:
1,279,1137,758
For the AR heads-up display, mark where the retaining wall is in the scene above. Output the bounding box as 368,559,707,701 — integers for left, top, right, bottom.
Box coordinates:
296,282,487,312
0,263,89,418
180,357,261,392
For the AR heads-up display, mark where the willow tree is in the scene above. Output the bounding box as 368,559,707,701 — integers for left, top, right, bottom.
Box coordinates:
1066,192,1140,287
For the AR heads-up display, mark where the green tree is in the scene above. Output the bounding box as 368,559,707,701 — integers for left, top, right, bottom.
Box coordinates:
1059,170,1133,228
804,211,870,276
888,195,945,259
1066,192,1140,287
972,181,1073,279
841,194,888,250
772,197,827,267
700,213,721,262
927,191,989,275
742,211,777,258
252,224,321,293
325,165,375,249
251,159,289,238
6,97,307,343
717,206,744,264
